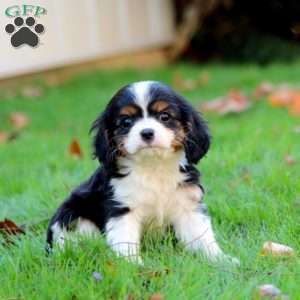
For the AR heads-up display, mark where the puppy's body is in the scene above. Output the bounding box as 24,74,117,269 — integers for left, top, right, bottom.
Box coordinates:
47,81,237,264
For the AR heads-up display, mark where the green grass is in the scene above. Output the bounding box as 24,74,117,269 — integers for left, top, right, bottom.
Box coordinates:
0,62,300,299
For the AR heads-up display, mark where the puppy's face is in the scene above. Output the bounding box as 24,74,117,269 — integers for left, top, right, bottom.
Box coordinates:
92,81,210,166
114,91,184,155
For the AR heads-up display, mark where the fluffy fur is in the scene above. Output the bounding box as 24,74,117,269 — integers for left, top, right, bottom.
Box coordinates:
46,81,238,264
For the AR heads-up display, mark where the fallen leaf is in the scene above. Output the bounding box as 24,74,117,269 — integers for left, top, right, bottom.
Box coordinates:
148,293,164,300
0,218,25,235
289,94,300,115
253,81,274,98
200,90,251,115
0,132,9,144
261,241,294,257
173,72,209,91
20,85,44,98
92,271,103,282
69,139,83,158
0,218,25,245
258,284,281,297
0,131,20,145
267,84,300,107
10,112,30,129
173,72,196,91
264,83,300,116
284,155,296,165
269,89,294,107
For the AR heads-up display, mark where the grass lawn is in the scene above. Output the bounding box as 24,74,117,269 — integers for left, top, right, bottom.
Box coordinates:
0,62,300,299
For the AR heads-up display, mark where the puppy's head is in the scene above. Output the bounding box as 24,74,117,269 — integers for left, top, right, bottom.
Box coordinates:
91,81,210,166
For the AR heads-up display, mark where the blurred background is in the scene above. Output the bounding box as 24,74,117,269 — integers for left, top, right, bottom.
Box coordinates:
1,0,300,81
1,2,300,298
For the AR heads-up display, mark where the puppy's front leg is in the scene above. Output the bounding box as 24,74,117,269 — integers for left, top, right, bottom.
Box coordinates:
105,212,142,264
173,206,238,264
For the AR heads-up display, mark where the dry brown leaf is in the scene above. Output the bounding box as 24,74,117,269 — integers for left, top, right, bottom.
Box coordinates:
261,241,294,257
268,85,300,108
1,221,23,235
284,155,296,166
0,131,19,144
69,139,83,158
125,294,135,300
0,218,25,245
200,90,250,115
289,95,300,116
173,72,196,91
148,293,164,300
269,90,294,107
21,85,44,98
173,72,209,91
253,81,274,98
265,84,300,116
10,112,30,129
0,132,9,144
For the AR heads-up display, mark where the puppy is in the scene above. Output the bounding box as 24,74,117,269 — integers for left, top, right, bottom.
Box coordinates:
46,81,237,264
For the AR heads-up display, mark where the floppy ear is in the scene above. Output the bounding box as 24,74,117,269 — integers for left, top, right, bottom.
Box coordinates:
185,109,211,164
90,112,111,165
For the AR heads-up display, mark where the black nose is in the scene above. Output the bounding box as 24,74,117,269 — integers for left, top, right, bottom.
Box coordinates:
140,128,154,142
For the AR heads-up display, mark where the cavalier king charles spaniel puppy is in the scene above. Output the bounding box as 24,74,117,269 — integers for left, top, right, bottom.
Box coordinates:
47,81,238,265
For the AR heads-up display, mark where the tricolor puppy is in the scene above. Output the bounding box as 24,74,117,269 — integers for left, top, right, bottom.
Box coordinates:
47,81,238,264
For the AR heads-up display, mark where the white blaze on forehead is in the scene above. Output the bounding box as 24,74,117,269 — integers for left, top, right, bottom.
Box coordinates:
125,81,176,155
131,81,155,115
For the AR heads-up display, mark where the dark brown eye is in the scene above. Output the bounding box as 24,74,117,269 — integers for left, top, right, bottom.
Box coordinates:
120,116,133,128
159,112,171,122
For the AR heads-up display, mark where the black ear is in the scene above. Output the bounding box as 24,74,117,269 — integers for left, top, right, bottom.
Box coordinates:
90,112,111,165
185,109,210,164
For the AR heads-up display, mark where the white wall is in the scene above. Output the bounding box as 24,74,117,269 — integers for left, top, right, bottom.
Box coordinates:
0,0,175,79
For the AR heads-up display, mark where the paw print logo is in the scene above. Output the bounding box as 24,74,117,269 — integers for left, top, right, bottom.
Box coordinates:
5,17,45,48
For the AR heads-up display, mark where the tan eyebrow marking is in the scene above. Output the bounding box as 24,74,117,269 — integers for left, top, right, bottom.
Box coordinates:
151,100,169,112
120,105,139,116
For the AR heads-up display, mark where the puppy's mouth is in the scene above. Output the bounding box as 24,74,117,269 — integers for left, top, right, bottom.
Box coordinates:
135,143,172,154
139,144,161,150
137,145,163,152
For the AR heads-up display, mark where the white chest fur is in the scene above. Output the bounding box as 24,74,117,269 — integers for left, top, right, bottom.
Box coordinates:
110,149,201,225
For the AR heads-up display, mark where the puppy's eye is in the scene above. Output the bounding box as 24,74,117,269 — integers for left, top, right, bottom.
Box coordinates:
159,112,171,122
120,116,133,128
